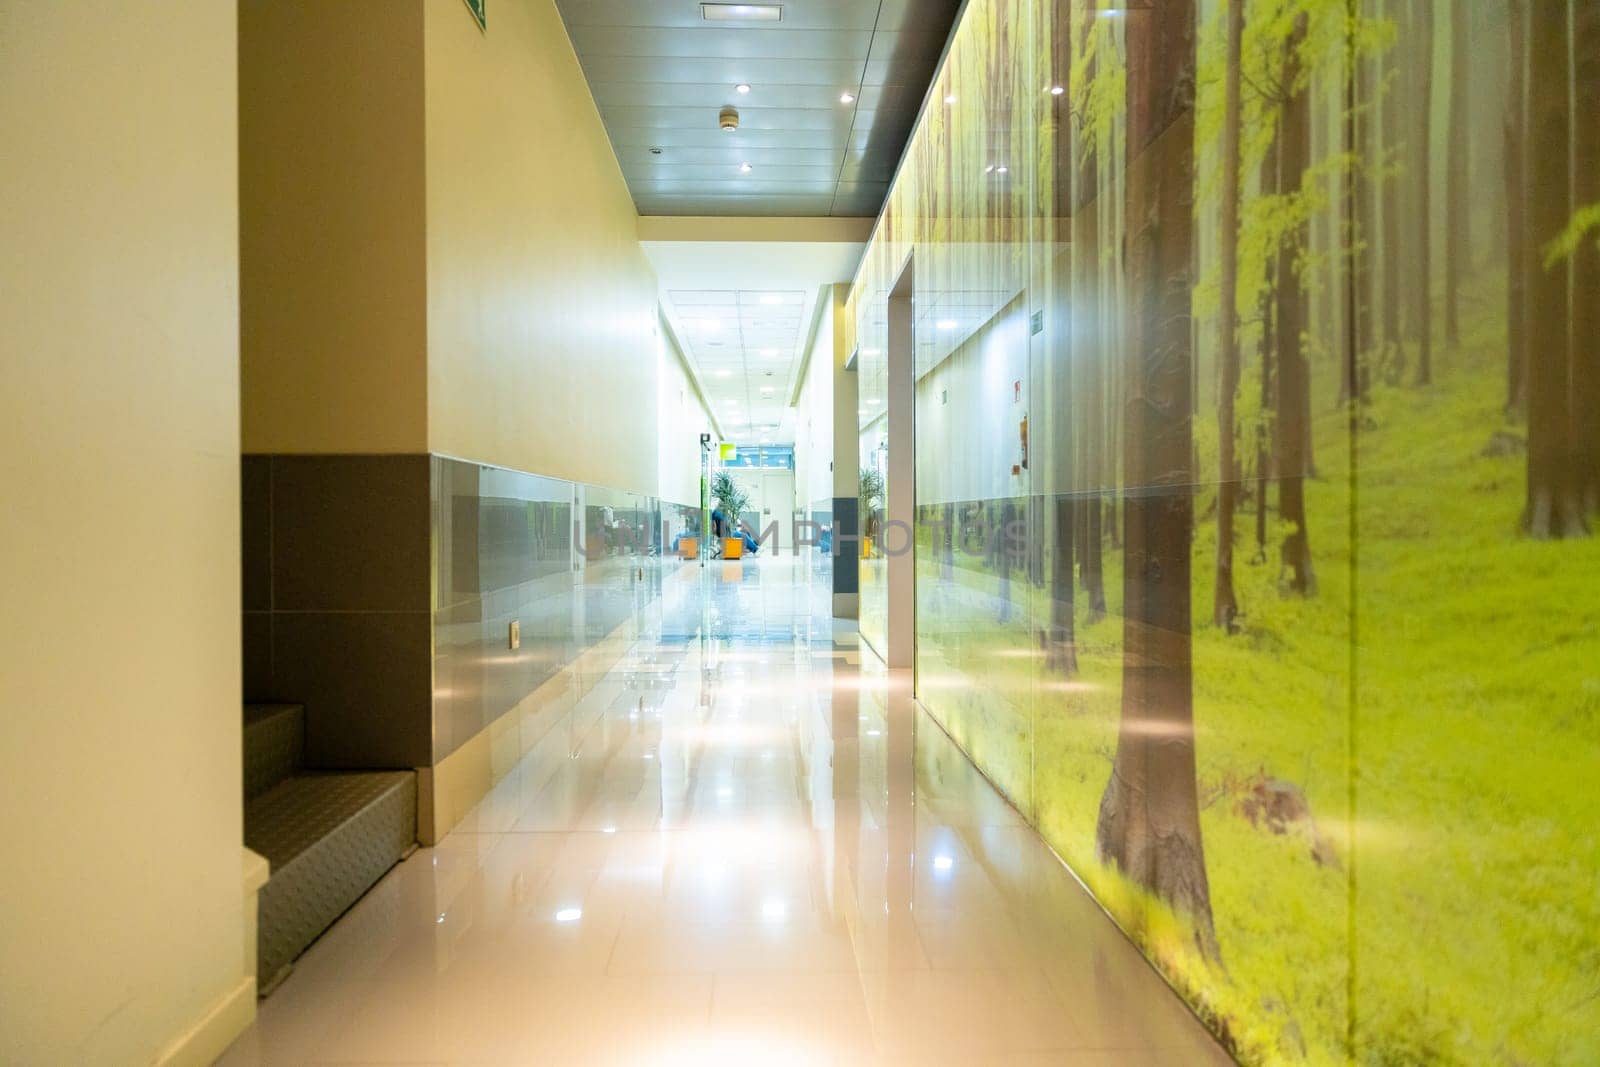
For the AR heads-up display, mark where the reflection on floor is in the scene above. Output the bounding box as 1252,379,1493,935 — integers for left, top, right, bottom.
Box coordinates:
221,554,1231,1066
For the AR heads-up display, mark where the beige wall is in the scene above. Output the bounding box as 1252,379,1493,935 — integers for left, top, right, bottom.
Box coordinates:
239,0,429,454
793,296,835,512
424,0,662,493
0,3,250,1063
658,324,717,506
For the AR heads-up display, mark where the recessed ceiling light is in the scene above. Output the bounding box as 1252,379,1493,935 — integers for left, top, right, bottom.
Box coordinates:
760,347,779,357
701,3,782,21
1050,85,1065,96
554,908,582,923
735,83,751,94
995,165,1009,174
944,93,957,105
739,162,753,173
839,91,856,104
937,319,958,331
985,164,995,174
716,369,732,378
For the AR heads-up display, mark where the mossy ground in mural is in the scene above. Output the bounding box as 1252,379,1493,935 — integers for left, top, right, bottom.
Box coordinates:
913,298,1600,1065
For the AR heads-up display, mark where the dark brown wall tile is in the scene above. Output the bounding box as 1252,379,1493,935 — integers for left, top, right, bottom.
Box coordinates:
270,455,430,612
273,609,432,769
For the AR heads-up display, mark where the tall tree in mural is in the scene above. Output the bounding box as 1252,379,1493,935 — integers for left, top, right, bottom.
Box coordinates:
1444,0,1469,348
1503,0,1525,409
1045,0,1077,675
1214,0,1245,632
1095,0,1218,957
1277,14,1317,596
1523,0,1584,539
1413,0,1434,386
1573,0,1600,515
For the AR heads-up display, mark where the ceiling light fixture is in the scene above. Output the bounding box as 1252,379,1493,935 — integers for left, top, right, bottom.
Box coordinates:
936,319,958,331
760,294,782,305
701,3,782,21
735,83,752,94
839,91,856,104
944,93,957,104
716,369,732,378
740,162,753,173
1050,85,1065,96
760,347,779,357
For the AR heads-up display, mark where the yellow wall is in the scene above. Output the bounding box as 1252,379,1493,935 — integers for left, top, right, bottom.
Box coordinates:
239,0,429,455
423,0,662,494
657,324,718,506
793,296,835,512
0,3,251,1063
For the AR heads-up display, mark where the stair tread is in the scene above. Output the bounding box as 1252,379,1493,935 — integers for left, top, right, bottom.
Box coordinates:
245,770,414,870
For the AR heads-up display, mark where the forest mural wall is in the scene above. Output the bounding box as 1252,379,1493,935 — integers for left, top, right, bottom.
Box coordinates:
848,0,1600,1063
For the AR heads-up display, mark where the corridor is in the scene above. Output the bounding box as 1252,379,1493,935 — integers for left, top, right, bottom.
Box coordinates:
220,556,1228,1066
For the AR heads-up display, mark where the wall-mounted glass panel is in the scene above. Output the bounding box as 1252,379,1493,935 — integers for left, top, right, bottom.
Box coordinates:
849,0,1600,1062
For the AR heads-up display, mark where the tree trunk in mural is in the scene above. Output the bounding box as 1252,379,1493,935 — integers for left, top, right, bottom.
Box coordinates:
1414,0,1435,386
1444,0,1469,348
1095,0,1218,959
1349,37,1375,404
1076,112,1108,624
1214,0,1243,632
1047,496,1078,673
1380,0,1403,381
1573,0,1600,515
1523,0,1584,539
1277,19,1317,596
1503,0,1526,411
1255,134,1280,567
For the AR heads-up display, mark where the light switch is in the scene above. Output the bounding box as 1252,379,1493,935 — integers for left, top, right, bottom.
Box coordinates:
508,620,520,650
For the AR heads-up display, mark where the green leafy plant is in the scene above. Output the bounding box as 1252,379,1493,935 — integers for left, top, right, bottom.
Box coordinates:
710,470,750,528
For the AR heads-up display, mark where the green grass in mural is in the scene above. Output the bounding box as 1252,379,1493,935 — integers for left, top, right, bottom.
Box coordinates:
914,312,1600,1065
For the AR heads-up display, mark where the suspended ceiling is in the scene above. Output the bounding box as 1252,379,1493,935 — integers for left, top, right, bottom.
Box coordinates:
555,0,962,217
641,217,869,444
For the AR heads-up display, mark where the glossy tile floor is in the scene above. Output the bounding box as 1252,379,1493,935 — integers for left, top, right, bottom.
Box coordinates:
221,555,1232,1066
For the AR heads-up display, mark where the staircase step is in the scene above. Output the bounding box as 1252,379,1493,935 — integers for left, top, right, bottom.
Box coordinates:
246,770,416,988
243,703,304,800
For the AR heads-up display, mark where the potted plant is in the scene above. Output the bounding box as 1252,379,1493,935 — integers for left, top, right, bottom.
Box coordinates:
710,470,751,554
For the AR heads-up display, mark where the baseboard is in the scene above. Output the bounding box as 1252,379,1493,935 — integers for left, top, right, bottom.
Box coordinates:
153,974,255,1067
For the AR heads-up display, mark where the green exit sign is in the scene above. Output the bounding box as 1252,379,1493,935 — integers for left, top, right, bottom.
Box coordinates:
461,0,485,31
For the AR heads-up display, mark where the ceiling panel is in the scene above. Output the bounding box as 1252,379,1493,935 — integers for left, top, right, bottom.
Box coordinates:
560,0,884,30
556,0,962,218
